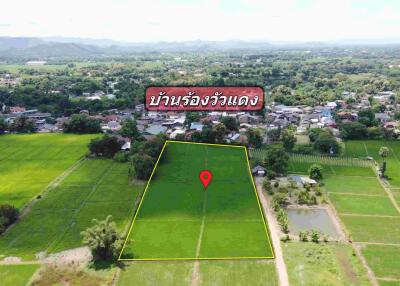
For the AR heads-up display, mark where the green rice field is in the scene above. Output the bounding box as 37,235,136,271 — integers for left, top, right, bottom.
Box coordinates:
120,141,273,260
0,159,141,259
118,260,278,286
345,140,400,188
0,134,97,208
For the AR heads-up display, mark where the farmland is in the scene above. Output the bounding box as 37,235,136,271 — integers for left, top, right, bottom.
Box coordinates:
120,141,273,260
320,141,400,284
345,140,400,188
0,134,97,208
282,242,370,286
0,158,141,259
118,260,278,286
0,264,40,286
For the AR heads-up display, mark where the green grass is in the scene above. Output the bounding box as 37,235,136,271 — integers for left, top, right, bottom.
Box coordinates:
199,260,278,286
378,281,400,286
120,142,272,260
345,140,400,188
0,134,97,208
117,260,278,286
282,242,370,286
329,193,399,216
324,176,385,195
0,264,40,286
362,245,400,280
339,216,400,243
0,160,141,259
118,262,193,286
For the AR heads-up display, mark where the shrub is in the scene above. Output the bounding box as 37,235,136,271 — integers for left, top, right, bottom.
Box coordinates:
277,208,289,234
299,230,309,242
308,164,323,180
89,135,124,158
311,230,320,243
0,204,19,234
81,215,124,261
113,151,129,162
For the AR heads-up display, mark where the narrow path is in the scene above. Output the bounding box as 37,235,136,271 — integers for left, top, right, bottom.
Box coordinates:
377,177,400,214
353,244,379,286
255,178,289,286
363,142,370,157
329,192,386,197
45,161,115,253
191,191,208,286
340,213,400,218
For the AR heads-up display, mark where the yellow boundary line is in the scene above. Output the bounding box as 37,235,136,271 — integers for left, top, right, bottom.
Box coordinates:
118,140,274,261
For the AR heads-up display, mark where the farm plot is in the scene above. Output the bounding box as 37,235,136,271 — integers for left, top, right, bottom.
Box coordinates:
0,264,40,286
120,141,273,260
282,242,370,286
361,244,400,280
323,164,400,283
117,260,278,286
324,174,400,242
0,160,141,259
0,134,97,208
345,140,400,188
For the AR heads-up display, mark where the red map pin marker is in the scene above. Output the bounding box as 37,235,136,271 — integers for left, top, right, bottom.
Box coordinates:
199,170,213,190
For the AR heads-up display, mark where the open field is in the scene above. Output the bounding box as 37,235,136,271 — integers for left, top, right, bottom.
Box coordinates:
287,161,375,177
345,140,400,188
0,159,141,259
120,141,273,260
320,153,400,285
361,244,400,280
329,193,399,216
0,134,97,208
0,264,40,286
118,260,278,286
282,242,370,286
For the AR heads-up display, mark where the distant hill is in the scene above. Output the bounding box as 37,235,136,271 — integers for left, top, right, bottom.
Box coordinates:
0,37,44,51
0,36,399,60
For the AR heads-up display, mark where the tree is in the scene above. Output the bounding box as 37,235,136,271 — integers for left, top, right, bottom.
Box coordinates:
0,117,8,134
267,128,281,142
358,108,377,127
313,132,340,154
309,164,323,180
63,114,102,134
81,215,124,261
379,146,389,177
131,153,155,180
263,147,289,175
142,134,166,158
10,116,36,133
213,123,227,143
282,130,296,151
341,122,368,139
221,116,238,131
89,135,124,158
185,111,201,127
120,119,141,140
246,128,263,148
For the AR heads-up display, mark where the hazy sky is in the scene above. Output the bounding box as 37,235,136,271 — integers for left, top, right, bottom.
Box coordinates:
0,0,399,42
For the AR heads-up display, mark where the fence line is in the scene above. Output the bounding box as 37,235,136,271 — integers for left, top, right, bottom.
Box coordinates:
249,148,374,168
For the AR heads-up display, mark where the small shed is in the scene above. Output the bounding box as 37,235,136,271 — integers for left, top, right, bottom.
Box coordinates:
252,165,266,176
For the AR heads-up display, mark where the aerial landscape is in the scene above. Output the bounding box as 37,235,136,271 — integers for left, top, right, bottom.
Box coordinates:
1,0,400,285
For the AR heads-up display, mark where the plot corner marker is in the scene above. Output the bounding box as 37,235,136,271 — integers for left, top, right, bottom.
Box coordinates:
199,170,213,190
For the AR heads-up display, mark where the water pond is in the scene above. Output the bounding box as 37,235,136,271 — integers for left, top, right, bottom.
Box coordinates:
286,208,339,238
